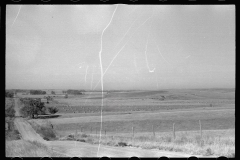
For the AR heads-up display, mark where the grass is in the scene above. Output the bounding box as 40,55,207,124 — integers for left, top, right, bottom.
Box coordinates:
67,129,234,157
5,98,14,110
5,119,21,141
6,140,67,157
53,111,234,135
5,97,20,141
28,120,58,141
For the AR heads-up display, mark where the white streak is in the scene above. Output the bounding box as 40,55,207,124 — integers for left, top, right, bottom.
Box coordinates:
97,4,118,156
155,40,171,66
114,10,139,49
92,13,154,92
144,31,155,73
11,5,22,27
84,65,89,84
90,66,95,90
144,10,156,73
185,55,191,59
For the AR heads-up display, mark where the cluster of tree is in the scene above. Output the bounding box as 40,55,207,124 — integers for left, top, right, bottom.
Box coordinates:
20,98,58,118
20,99,46,118
13,89,28,93
64,89,85,95
5,106,15,118
30,90,46,95
44,96,53,102
48,107,58,114
5,91,14,98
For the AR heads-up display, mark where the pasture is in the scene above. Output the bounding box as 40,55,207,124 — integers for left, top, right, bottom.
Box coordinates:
27,88,235,156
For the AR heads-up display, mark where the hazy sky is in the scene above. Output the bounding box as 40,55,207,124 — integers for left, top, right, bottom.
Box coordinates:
6,5,235,90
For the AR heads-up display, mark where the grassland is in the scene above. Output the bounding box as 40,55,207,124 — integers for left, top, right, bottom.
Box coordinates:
6,140,67,157
69,129,235,157
21,88,235,157
5,98,20,141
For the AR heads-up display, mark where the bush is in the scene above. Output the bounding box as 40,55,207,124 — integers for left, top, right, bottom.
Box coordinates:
29,121,57,141
117,142,127,147
48,107,58,114
20,99,46,118
5,120,21,140
5,91,14,98
5,107,15,118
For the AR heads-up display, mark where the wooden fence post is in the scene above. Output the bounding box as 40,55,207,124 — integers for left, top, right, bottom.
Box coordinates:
173,123,175,140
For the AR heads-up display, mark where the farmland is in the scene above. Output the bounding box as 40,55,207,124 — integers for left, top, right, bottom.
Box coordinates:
19,88,235,157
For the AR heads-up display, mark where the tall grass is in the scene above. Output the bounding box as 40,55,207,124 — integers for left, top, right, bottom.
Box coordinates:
6,140,67,157
28,120,57,141
69,129,234,157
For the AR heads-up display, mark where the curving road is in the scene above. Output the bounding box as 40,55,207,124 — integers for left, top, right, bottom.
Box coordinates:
13,98,203,157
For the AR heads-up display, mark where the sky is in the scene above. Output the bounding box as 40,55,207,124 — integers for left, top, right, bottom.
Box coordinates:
6,5,235,90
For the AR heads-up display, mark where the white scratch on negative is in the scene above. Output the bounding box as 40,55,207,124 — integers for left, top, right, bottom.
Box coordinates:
154,40,172,66
11,5,22,27
97,4,119,157
92,12,154,92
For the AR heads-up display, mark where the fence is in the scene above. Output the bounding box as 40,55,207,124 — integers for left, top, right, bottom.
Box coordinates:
73,120,204,140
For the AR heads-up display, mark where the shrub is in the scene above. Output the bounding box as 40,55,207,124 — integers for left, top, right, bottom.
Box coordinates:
5,91,14,98
5,120,21,140
48,107,59,114
5,107,15,118
20,99,46,118
117,142,127,147
81,133,88,138
77,139,86,142
29,121,57,141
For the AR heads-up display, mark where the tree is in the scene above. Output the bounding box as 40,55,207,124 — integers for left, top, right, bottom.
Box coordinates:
30,90,46,95
48,107,58,114
51,91,55,95
20,99,46,118
66,89,84,95
5,107,15,118
44,96,53,103
5,91,14,98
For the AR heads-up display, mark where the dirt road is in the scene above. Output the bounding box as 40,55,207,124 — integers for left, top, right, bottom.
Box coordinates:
13,98,198,157
14,97,21,117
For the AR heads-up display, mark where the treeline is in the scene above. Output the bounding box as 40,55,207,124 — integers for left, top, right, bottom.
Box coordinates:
63,89,85,95
20,98,58,118
30,90,46,95
6,91,14,98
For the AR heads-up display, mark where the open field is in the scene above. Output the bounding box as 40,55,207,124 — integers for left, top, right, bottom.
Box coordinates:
70,129,235,157
21,88,235,157
6,140,67,157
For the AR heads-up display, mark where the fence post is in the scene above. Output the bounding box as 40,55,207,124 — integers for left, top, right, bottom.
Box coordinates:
96,128,97,135
91,127,92,133
152,125,155,137
105,129,106,136
173,123,175,140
